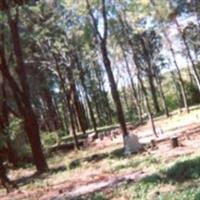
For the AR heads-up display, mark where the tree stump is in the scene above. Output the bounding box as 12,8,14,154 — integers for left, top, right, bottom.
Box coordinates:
171,136,179,148
99,134,104,141
150,139,156,149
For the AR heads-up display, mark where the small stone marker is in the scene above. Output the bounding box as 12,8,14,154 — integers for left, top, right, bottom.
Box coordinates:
124,134,142,155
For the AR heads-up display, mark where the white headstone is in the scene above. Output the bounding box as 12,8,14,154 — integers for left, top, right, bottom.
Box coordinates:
123,134,142,155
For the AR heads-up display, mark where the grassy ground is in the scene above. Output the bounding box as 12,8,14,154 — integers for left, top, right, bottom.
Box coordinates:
86,153,200,200
1,105,200,200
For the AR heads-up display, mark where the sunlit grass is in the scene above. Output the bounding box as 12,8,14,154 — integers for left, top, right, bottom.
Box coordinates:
3,105,200,199
87,154,200,200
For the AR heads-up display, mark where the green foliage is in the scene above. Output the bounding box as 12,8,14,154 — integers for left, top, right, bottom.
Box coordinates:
185,82,200,105
41,132,60,147
8,118,23,140
165,93,179,111
8,118,33,163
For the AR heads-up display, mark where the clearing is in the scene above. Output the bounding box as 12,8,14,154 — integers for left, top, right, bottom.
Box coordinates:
1,106,200,200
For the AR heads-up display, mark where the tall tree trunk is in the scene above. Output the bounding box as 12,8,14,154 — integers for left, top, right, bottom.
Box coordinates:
53,56,79,149
0,15,48,172
43,89,59,131
148,74,160,113
118,13,157,134
69,101,80,150
150,0,189,112
101,43,128,136
137,69,158,137
0,79,18,166
155,76,169,117
86,0,142,153
139,36,161,114
168,45,189,113
76,60,98,137
94,66,113,124
122,87,129,118
169,6,200,91
66,63,87,135
170,72,183,112
120,44,142,122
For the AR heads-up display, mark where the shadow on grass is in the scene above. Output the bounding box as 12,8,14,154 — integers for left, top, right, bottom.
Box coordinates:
76,193,109,200
69,147,150,170
68,148,126,170
15,165,67,186
139,156,200,186
195,192,200,200
68,147,126,170
164,156,200,182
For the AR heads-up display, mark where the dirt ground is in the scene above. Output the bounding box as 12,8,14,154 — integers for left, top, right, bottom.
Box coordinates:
1,107,200,200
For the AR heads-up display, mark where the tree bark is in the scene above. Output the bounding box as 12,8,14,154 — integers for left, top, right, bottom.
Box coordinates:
76,59,98,137
150,0,189,112
138,72,158,137
168,2,200,92
86,0,128,137
139,36,160,114
155,76,169,117
0,79,18,166
53,56,80,149
42,88,60,131
120,43,142,122
148,74,160,113
6,10,48,172
101,43,128,136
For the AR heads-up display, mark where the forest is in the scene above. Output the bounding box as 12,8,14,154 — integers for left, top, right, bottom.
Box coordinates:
0,0,200,199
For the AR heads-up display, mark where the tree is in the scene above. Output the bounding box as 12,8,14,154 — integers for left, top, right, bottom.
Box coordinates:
0,3,48,172
86,0,141,151
150,0,189,113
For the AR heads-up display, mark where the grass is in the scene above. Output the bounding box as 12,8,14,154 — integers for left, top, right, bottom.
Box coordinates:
3,105,200,199
86,154,200,200
4,147,200,200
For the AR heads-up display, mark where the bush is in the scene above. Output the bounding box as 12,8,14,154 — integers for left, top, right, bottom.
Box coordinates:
8,118,32,164
185,82,200,105
165,94,179,111
41,131,60,147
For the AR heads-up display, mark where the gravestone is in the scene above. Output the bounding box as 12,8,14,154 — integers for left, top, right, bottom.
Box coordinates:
123,134,142,155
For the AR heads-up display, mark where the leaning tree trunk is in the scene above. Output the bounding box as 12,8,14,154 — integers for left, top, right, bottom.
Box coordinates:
171,11,200,92
7,10,48,172
86,0,141,154
101,43,128,137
